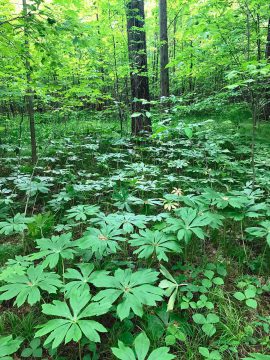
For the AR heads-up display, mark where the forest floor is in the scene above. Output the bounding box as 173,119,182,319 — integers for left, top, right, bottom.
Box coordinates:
0,108,270,359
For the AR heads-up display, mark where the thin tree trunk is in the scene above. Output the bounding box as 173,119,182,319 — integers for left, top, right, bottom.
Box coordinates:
152,31,159,92
126,0,151,135
22,0,37,164
189,40,193,92
246,13,250,61
173,16,177,75
266,17,270,61
256,13,261,61
159,0,169,97
264,17,270,120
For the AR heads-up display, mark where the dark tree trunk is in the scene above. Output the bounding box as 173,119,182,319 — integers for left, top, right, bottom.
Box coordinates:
266,18,270,61
264,17,270,120
126,0,151,135
189,41,193,92
173,16,177,75
153,31,159,91
256,13,261,61
159,0,169,97
246,13,250,61
22,0,37,164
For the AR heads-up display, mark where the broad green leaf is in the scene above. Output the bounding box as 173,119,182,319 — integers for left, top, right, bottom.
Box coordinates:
36,293,109,348
112,341,136,360
147,347,175,360
193,314,206,324
234,292,245,301
246,299,257,309
130,229,181,262
184,127,193,139
0,265,62,307
244,288,256,299
0,335,23,358
93,268,163,320
111,332,175,360
202,323,216,337
134,332,150,360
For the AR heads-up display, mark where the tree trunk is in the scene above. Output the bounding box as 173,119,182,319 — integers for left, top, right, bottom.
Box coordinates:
189,40,193,93
264,17,270,120
126,0,151,135
256,13,261,61
173,16,177,75
266,17,270,61
22,0,37,164
246,13,250,61
159,0,169,97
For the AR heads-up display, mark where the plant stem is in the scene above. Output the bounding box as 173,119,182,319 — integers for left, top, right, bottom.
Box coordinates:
78,340,82,360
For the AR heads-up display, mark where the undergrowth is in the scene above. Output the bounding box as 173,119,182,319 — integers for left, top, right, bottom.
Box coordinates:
0,107,270,359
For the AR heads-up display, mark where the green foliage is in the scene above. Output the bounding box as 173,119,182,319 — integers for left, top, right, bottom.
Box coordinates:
242,354,270,360
246,221,270,247
165,207,211,243
1,100,270,358
165,324,186,345
0,265,62,306
35,292,110,348
64,263,109,297
0,335,23,360
92,268,163,320
184,127,193,139
66,205,100,221
0,214,33,235
201,270,224,288
130,229,181,261
0,0,270,356
93,213,148,234
111,332,175,360
76,224,125,258
192,313,220,337
27,213,54,238
198,347,221,360
233,285,258,309
16,180,52,196
33,233,77,269
21,338,42,358
159,265,185,311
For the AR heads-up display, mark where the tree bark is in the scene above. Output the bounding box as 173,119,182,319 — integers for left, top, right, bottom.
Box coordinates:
173,16,177,75
159,0,169,97
22,0,37,164
266,17,270,61
256,13,261,61
246,13,250,61
126,0,151,135
264,17,270,120
189,40,193,92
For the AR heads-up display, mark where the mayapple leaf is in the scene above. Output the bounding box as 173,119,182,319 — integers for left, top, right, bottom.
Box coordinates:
0,265,62,307
111,332,175,360
130,229,181,262
0,335,23,358
93,268,163,320
35,293,110,349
